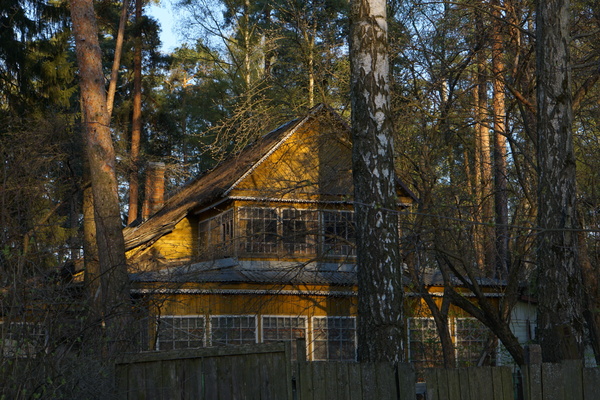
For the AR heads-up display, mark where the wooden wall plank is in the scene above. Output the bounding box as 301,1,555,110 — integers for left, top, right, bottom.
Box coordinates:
523,365,542,400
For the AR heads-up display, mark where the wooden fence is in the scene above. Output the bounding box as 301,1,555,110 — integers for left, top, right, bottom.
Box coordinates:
423,366,514,400
115,343,600,400
521,360,600,400
296,361,416,400
114,342,292,400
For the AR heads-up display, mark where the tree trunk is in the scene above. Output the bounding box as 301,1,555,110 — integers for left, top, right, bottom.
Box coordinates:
106,0,129,119
127,0,142,225
70,0,132,351
491,0,509,278
536,0,584,362
350,0,404,363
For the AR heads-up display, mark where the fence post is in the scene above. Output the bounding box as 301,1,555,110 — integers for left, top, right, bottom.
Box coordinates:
296,338,311,400
522,344,542,400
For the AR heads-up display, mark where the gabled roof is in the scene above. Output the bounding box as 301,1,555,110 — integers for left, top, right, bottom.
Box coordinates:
123,104,417,253
123,104,344,251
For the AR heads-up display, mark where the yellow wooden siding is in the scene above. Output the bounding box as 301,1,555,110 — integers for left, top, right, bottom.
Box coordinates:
232,120,354,201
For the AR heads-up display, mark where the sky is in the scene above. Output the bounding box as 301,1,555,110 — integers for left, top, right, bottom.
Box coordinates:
147,2,181,53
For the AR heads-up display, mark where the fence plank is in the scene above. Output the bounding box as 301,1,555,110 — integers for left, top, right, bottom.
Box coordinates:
375,362,397,400
445,368,460,400
542,363,565,400
457,368,471,400
361,363,378,400
183,358,202,400
434,368,450,400
312,363,328,400
562,360,583,400
335,362,351,399
347,363,363,400
297,362,313,400
424,369,438,400
202,357,218,400
397,363,416,400
523,364,542,400
583,368,600,400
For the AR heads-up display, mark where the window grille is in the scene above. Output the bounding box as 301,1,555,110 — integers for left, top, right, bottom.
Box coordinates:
312,316,356,361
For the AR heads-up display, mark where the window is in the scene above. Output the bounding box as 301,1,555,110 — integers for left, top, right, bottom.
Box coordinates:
322,210,355,256
455,318,488,366
262,316,307,359
199,210,234,258
282,209,317,255
239,208,278,253
0,322,46,357
312,317,356,361
408,318,444,371
210,316,257,346
156,316,205,350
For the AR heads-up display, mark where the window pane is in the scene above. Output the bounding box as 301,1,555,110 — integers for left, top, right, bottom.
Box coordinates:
456,318,489,367
211,316,257,346
312,317,356,361
157,316,205,350
322,211,356,257
408,318,445,378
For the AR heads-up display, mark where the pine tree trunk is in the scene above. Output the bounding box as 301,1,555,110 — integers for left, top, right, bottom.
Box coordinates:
127,0,142,225
491,0,509,278
70,0,132,351
536,0,584,362
350,0,404,363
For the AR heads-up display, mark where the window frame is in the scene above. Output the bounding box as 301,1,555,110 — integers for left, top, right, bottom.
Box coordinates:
209,315,258,347
261,315,307,359
155,315,206,351
311,316,357,361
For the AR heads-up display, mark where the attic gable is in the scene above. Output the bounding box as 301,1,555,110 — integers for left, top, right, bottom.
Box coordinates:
230,106,354,201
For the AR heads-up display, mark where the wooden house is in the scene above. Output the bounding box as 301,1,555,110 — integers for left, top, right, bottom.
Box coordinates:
123,104,532,364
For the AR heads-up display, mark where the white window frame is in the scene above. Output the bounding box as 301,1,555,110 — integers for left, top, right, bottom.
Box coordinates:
261,315,307,359
155,315,206,351
407,317,444,369
209,315,258,346
311,316,357,361
454,317,489,367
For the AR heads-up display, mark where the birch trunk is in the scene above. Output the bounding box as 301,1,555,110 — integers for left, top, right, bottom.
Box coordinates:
536,0,584,362
350,0,404,363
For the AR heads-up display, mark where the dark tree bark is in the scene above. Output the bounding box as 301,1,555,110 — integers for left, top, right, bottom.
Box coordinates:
536,0,584,362
127,0,142,225
350,0,404,363
491,0,509,278
70,0,131,349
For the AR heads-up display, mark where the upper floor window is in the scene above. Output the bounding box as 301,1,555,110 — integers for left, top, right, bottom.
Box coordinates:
322,210,355,257
199,209,234,258
200,207,355,259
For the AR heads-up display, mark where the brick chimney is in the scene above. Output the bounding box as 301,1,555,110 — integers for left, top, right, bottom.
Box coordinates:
142,162,166,220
